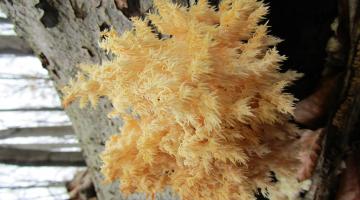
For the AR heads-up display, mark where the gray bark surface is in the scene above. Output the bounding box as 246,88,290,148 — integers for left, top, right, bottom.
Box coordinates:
0,0,183,199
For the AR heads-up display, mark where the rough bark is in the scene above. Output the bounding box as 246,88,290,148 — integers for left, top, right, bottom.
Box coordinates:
0,0,183,199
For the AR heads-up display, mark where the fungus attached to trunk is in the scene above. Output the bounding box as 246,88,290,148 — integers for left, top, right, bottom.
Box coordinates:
62,0,306,199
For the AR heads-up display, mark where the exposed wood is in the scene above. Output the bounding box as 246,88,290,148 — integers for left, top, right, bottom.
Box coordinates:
0,146,85,166
0,35,33,55
0,126,73,139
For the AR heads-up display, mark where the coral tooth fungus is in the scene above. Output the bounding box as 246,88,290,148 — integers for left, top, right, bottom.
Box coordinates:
63,0,305,199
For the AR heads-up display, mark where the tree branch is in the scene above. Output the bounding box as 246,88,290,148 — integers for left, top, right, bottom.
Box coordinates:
0,126,73,139
0,35,33,55
0,17,11,24
0,107,63,112
0,146,85,166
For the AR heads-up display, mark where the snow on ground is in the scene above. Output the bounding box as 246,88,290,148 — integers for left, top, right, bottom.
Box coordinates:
0,55,78,199
0,56,70,129
0,164,84,200
0,10,81,199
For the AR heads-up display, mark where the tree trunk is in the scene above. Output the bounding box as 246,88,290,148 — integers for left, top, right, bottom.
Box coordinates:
0,0,182,199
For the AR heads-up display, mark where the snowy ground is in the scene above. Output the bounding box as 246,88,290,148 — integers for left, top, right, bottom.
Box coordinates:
0,10,83,199
0,55,81,200
0,43,81,200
